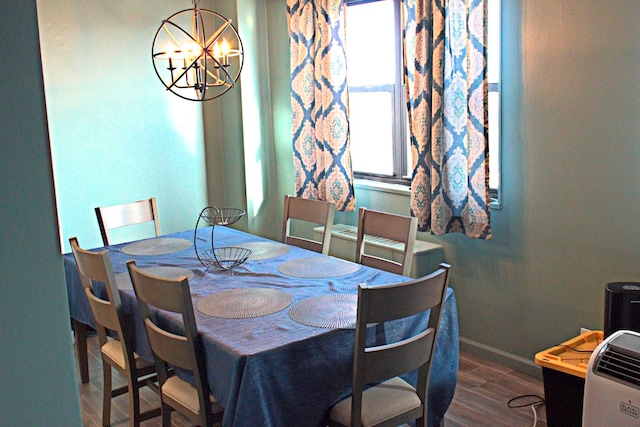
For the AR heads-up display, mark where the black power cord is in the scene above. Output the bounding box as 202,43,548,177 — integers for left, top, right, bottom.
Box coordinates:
507,394,546,426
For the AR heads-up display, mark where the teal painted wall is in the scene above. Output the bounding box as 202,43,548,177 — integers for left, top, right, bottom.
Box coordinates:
0,1,81,424
38,0,209,252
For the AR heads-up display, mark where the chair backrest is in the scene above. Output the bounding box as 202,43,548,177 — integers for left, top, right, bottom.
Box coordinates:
69,237,136,368
282,195,336,255
355,207,417,276
351,263,451,426
95,197,161,246
127,260,213,426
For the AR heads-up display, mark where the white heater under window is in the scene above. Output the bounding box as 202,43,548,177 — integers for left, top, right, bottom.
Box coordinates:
583,330,640,426
313,224,444,278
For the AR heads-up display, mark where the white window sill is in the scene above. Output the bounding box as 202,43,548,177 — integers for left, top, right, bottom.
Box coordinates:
354,179,410,196
355,178,502,209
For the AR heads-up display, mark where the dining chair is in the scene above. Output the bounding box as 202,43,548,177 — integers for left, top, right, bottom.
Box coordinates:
95,197,161,246
327,263,451,427
355,207,418,277
69,237,160,427
282,195,336,255
127,260,224,427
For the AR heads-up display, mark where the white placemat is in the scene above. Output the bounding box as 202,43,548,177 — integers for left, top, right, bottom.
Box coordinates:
237,241,291,261
288,294,358,329
196,288,293,319
115,266,195,291
278,256,362,278
121,237,192,256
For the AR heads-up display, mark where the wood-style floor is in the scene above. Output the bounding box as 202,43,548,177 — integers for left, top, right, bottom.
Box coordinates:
445,351,547,427
75,336,547,426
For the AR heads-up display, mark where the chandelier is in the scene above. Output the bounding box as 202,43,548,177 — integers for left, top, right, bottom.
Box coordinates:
152,1,244,101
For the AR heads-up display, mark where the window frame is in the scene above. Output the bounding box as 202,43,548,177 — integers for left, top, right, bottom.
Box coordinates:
487,0,502,207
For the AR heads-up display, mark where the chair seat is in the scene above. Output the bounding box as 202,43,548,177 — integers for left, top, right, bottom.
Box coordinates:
162,375,223,416
330,377,421,426
101,339,154,370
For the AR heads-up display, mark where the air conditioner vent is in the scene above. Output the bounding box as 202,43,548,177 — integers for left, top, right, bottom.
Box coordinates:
594,333,640,390
334,228,399,247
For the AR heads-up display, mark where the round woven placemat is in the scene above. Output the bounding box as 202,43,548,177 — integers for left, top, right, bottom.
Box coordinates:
121,237,192,256
288,294,358,329
115,266,195,291
237,241,291,261
196,288,293,319
278,256,362,278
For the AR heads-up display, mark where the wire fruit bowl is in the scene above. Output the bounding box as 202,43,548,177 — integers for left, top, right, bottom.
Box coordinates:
198,247,252,271
199,207,246,226
194,207,251,274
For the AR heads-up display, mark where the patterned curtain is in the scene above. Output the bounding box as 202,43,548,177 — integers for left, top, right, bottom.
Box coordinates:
403,0,491,238
287,0,356,212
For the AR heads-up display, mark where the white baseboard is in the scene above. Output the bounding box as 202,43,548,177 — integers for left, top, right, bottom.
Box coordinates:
459,337,543,379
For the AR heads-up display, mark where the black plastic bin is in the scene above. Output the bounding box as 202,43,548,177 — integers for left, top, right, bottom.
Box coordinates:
534,331,603,427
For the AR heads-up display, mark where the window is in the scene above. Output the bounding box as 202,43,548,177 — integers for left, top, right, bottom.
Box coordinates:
345,0,408,183
345,0,501,205
488,0,501,205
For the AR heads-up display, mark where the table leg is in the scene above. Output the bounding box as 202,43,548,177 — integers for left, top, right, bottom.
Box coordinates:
72,318,89,383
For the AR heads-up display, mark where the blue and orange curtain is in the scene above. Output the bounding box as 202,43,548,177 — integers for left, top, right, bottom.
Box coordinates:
286,0,356,212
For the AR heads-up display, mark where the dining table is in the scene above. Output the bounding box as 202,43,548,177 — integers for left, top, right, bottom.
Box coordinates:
63,224,459,427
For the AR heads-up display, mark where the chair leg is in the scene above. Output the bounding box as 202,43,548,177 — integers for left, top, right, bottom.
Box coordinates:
72,319,90,383
128,376,141,427
161,402,172,427
102,361,112,427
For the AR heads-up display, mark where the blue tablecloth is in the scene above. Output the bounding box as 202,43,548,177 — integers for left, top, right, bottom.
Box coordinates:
64,226,458,427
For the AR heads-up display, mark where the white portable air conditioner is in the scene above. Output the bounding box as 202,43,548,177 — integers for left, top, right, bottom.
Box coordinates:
583,330,640,426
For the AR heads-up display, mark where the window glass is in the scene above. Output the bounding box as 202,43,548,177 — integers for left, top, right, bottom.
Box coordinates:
346,1,395,86
349,90,394,175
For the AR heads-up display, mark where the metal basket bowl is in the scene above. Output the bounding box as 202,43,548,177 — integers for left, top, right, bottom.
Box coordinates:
199,246,252,271
199,207,246,226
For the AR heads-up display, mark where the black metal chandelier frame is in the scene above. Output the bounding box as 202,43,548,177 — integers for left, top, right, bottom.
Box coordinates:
152,1,244,101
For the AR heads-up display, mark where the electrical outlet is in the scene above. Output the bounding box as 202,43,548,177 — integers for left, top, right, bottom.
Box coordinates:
581,327,592,335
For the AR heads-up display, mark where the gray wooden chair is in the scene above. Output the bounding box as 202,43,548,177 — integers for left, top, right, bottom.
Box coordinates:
95,197,161,246
127,260,224,427
69,237,159,427
355,207,417,276
327,263,451,427
282,195,336,255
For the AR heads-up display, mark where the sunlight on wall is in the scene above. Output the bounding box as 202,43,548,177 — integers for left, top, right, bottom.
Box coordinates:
243,102,265,218
168,100,201,155
238,0,266,222
248,158,264,218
